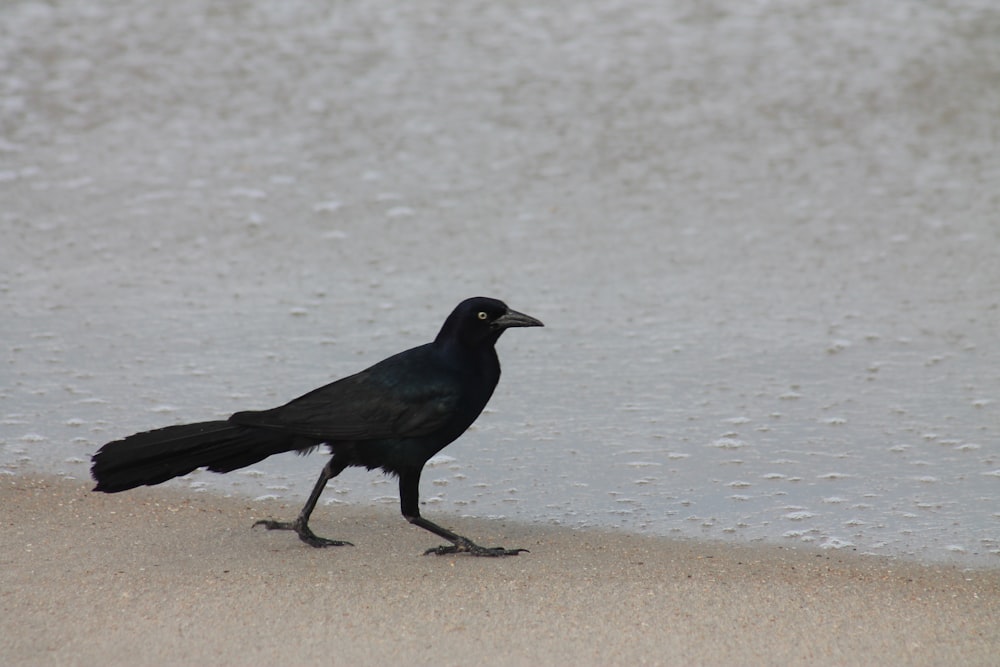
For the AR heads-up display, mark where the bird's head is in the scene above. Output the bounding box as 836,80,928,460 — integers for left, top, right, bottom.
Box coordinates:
436,297,544,347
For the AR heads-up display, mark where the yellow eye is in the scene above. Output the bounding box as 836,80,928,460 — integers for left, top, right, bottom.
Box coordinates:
477,311,488,320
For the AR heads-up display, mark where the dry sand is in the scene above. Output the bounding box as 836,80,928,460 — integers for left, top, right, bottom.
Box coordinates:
2,474,997,666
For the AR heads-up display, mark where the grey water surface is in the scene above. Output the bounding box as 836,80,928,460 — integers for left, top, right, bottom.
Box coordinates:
2,0,998,566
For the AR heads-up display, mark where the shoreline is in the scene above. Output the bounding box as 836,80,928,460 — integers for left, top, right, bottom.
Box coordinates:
3,473,998,665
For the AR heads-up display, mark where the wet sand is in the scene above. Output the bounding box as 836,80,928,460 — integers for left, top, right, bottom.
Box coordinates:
2,474,997,666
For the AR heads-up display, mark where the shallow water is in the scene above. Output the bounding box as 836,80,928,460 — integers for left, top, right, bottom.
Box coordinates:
2,0,998,566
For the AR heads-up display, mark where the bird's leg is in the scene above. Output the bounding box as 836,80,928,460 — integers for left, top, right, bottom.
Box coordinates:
254,458,353,548
399,470,527,557
412,516,528,557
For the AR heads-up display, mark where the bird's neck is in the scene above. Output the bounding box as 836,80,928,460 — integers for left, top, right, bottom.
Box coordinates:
435,338,500,383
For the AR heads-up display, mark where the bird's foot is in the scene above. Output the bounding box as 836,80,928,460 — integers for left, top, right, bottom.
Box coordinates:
252,519,353,549
424,536,527,557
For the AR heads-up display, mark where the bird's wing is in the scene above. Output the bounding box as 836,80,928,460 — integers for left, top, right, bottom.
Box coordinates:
230,348,460,441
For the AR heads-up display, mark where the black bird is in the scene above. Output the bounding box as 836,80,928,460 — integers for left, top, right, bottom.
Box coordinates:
91,297,543,556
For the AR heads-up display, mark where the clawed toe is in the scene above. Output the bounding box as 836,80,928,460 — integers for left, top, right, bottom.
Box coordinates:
252,519,352,548
424,542,527,557
301,535,353,548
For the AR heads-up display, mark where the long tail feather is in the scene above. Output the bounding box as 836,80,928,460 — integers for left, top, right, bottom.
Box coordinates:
91,421,297,493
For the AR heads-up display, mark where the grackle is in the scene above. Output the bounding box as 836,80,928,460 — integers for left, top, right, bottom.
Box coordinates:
91,297,542,556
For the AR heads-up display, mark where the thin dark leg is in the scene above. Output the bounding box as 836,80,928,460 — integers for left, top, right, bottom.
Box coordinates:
399,470,526,557
254,457,352,548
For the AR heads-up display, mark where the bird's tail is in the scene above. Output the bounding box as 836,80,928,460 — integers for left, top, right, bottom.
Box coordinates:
91,421,298,493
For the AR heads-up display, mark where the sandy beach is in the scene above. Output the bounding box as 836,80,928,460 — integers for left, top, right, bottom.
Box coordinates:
2,474,997,666
3,3,998,664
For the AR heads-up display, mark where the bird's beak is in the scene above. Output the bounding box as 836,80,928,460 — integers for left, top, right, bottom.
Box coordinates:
493,308,544,330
